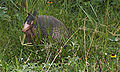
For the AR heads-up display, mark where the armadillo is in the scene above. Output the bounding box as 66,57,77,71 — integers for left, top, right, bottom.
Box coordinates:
22,11,69,45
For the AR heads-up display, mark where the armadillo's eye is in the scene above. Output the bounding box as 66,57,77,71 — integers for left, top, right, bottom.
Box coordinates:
27,20,31,24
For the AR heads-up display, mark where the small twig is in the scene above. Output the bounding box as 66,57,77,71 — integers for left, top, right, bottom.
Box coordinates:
26,0,28,13
83,17,89,72
99,59,102,72
41,52,52,71
22,52,32,71
87,27,96,55
114,26,120,35
107,26,120,36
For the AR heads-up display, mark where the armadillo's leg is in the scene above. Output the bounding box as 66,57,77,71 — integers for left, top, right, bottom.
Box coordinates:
20,34,33,46
26,32,31,43
31,29,37,45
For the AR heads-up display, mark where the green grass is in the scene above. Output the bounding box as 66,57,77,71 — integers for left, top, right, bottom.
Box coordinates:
0,0,120,72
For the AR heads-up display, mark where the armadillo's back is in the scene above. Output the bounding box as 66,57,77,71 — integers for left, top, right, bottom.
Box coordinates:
37,15,69,42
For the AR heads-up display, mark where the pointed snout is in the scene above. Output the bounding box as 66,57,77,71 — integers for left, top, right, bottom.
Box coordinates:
22,22,31,32
22,28,26,32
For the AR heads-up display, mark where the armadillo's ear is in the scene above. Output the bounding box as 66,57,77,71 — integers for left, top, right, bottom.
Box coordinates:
33,11,37,16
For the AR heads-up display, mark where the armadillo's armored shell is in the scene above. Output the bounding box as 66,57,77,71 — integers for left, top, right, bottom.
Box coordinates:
37,15,69,42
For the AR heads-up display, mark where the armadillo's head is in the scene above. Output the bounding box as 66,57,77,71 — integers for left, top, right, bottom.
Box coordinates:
22,11,37,32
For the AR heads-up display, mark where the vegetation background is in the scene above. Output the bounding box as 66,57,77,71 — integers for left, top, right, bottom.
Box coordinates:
0,0,120,72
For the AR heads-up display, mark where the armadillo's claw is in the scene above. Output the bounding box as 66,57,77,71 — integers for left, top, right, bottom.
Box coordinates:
20,34,33,46
21,42,33,46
